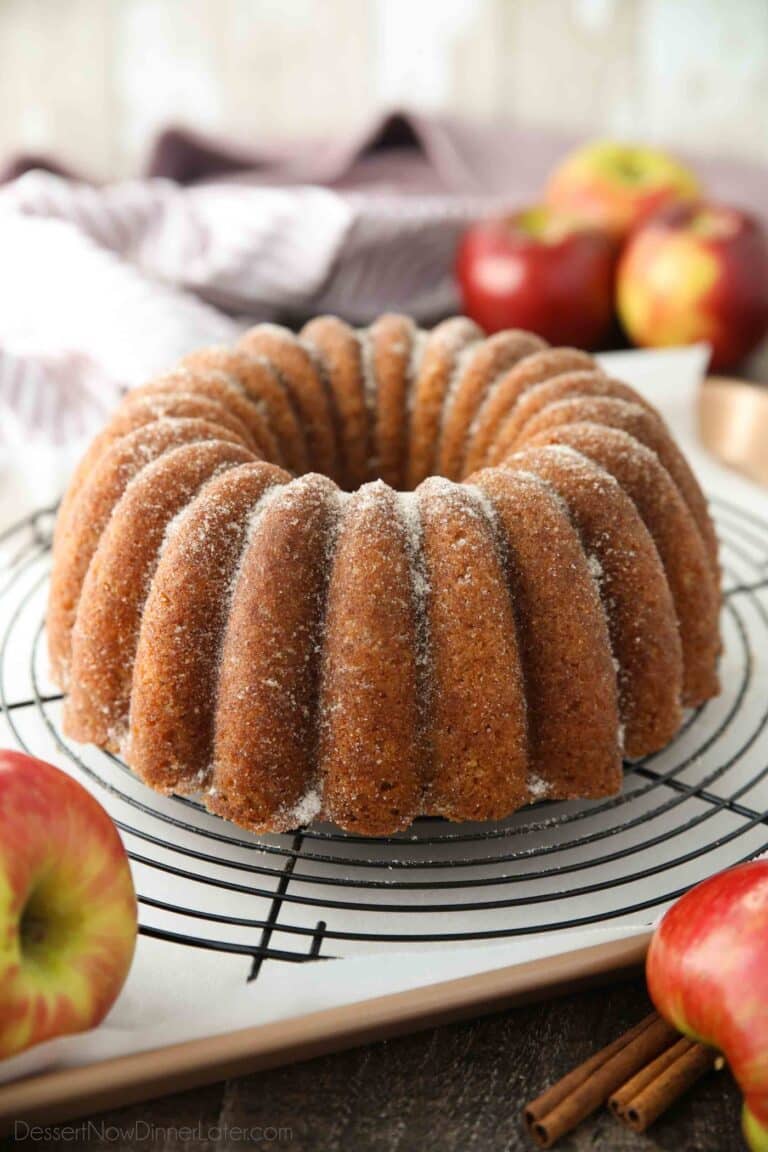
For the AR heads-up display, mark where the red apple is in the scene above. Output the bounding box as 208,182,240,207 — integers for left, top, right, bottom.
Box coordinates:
647,861,768,1151
546,140,701,238
456,207,617,349
618,202,768,371
0,751,137,1060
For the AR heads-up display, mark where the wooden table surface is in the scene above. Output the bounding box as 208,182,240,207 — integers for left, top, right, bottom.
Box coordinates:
4,975,744,1151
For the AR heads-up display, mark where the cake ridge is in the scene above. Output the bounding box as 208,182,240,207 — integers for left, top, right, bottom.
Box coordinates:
48,415,254,687
507,443,685,758
181,344,310,476
438,329,546,480
471,465,622,799
65,439,255,752
239,324,335,478
209,471,342,829
126,461,289,796
368,313,417,489
464,349,599,475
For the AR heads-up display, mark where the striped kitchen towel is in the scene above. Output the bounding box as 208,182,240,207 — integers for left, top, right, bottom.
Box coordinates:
0,110,765,505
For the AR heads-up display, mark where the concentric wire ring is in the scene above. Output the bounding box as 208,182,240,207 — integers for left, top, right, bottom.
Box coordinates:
0,497,766,962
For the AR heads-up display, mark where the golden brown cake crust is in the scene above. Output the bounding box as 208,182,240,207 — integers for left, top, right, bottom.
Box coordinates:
406,317,481,489
367,313,416,491
48,417,250,686
416,478,529,821
64,440,254,749
55,394,251,537
464,348,596,475
300,316,369,490
471,467,622,799
132,369,281,465
487,371,656,465
50,315,722,837
210,473,340,831
525,422,721,706
513,394,719,570
128,462,289,795
241,324,337,479
437,329,545,481
507,445,684,758
182,345,309,474
320,483,425,834
108,392,257,451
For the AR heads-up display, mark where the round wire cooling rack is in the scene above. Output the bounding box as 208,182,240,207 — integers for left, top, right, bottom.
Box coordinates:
0,497,767,972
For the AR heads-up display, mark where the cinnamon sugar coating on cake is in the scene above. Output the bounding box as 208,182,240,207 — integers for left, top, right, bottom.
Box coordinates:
65,440,254,749
320,482,424,833
406,317,482,489
49,315,722,836
509,393,718,569
49,417,250,686
471,467,621,798
132,368,281,464
183,344,310,474
437,329,545,481
210,473,341,832
367,313,417,490
415,478,529,820
242,324,337,479
487,370,655,465
506,445,684,758
524,422,720,705
300,316,370,490
128,462,289,795
464,348,596,475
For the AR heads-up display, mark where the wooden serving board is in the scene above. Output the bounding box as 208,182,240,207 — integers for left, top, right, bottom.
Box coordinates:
0,931,651,1134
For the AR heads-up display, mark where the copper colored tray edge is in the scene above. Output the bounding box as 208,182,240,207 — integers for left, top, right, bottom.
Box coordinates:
0,931,651,1133
699,376,768,486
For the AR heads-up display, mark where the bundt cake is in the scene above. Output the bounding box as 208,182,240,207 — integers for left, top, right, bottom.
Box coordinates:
48,316,721,836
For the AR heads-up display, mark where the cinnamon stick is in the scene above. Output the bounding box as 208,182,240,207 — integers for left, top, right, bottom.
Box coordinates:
609,1036,694,1115
612,1039,720,1133
524,1012,679,1148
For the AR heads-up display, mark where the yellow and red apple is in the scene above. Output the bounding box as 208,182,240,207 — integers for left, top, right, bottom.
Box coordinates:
0,751,137,1061
546,140,700,238
647,861,768,1151
456,206,617,349
618,202,768,370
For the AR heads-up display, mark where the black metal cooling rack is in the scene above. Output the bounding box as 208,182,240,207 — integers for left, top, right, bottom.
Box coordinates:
0,497,767,979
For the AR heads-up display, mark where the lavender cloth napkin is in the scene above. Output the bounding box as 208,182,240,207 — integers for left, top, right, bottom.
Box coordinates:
7,110,768,205
0,110,766,504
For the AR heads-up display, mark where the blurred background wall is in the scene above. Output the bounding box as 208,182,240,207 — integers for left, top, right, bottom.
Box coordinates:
0,0,766,181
